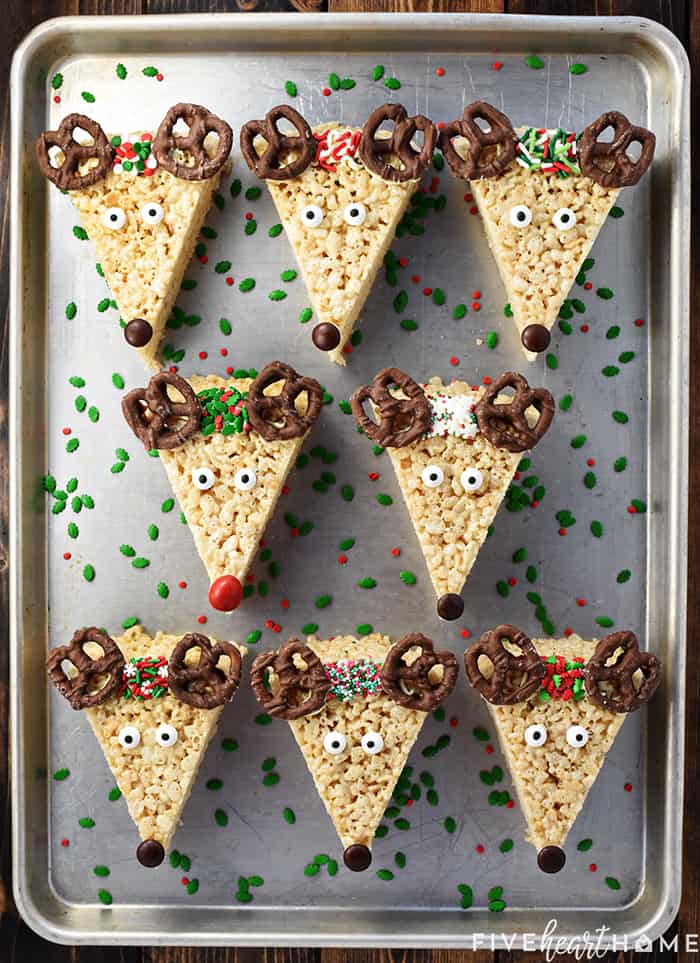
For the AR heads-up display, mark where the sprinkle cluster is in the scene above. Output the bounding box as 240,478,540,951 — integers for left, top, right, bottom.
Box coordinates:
538,655,586,702
325,659,382,701
516,128,581,178
110,133,158,176
120,656,169,700
427,393,479,440
313,128,362,173
198,386,251,436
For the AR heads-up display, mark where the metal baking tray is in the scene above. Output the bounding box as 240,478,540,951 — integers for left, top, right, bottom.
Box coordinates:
10,12,689,948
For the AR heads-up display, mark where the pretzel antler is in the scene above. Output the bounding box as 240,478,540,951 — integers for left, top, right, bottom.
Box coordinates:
578,111,655,189
464,624,545,705
168,634,242,709
46,628,125,709
122,371,202,451
359,104,436,183
381,634,457,712
439,102,517,181
350,368,432,448
240,106,314,180
245,361,323,442
35,114,114,191
584,631,661,713
251,640,331,720
474,371,554,453
153,103,232,181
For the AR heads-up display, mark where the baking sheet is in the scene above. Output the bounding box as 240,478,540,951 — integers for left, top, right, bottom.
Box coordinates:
10,13,689,947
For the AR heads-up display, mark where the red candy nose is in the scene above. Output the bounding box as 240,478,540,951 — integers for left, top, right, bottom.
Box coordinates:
208,575,243,612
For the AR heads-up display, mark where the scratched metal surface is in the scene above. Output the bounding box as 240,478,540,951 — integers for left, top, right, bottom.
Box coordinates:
11,13,688,947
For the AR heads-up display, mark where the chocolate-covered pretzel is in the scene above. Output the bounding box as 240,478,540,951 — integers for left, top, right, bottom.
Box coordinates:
122,371,202,451
359,104,436,182
251,640,330,720
240,106,314,180
381,634,458,711
153,103,232,181
35,114,114,191
578,111,655,188
584,631,661,713
47,627,125,709
245,361,323,442
464,624,545,705
168,633,242,709
439,102,517,180
350,368,431,448
474,372,554,453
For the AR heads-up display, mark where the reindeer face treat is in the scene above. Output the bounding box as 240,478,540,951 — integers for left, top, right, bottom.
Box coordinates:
351,369,554,620
122,362,323,611
47,625,245,866
439,102,655,359
465,625,661,874
240,104,436,364
35,104,233,369
251,633,457,871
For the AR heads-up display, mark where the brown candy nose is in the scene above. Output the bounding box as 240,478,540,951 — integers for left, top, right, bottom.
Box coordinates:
124,318,153,348
136,838,165,868
437,593,464,621
537,845,566,874
521,323,551,354
343,843,372,872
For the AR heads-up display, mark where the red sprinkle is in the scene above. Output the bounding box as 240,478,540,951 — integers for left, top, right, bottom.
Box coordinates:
586,458,596,467
168,366,178,373
245,212,253,221
178,581,187,589
411,274,421,284
628,505,637,515
198,351,208,360
472,302,481,312
225,276,234,286
624,782,633,792
368,472,379,481
199,254,208,264
181,877,189,886
63,552,71,560
482,376,492,386
559,528,566,536
589,863,597,872
220,347,228,357
282,485,289,495
507,577,517,587
584,281,593,290
281,599,290,610
54,95,61,104
492,61,503,70
486,745,494,755
450,356,459,367
423,287,432,296
635,318,645,327
463,192,473,203
156,73,164,82
506,799,515,809
391,547,400,557
226,366,234,375
197,615,207,625
338,554,348,565
476,844,485,854
460,628,471,639
581,324,589,333
406,798,414,807
531,500,539,508
322,87,331,97
61,838,69,847
565,627,573,637
62,427,71,436
576,598,586,607
436,121,445,131
342,344,352,355
449,716,458,728
435,66,445,77
290,528,299,538
472,291,481,300
398,258,408,268
469,206,478,216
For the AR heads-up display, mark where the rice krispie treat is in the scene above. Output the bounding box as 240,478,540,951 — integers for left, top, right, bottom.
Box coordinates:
439,103,655,359
240,104,436,363
351,368,554,620
35,104,233,369
251,633,457,871
46,625,246,866
122,361,323,612
465,624,661,873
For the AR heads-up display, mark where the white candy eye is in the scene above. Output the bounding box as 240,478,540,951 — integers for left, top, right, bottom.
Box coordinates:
233,468,257,491
524,723,547,747
421,465,444,488
361,731,384,755
460,467,485,493
509,204,532,227
343,202,366,226
553,207,576,231
118,725,141,750
140,202,164,225
103,207,126,230
192,467,216,491
155,723,178,748
323,731,346,755
300,204,324,228
566,724,589,748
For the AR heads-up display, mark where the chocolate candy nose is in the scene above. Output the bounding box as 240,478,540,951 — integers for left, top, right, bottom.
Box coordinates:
312,322,341,352
124,318,153,347
343,843,372,872
521,323,551,354
537,845,566,874
136,838,165,868
437,593,464,621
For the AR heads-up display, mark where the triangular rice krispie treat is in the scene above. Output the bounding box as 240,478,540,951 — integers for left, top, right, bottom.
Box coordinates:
47,625,245,866
465,624,661,873
251,633,457,871
440,103,655,359
35,104,233,368
351,368,554,620
240,104,436,364
122,361,323,612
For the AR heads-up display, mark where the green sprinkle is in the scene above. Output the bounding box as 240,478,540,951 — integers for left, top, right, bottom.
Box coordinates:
617,569,632,584
65,301,77,321
578,838,593,851
169,851,182,868
283,807,296,825
512,547,527,563
116,63,127,80
67,522,79,539
631,498,647,513
458,884,473,909
376,493,392,506
206,778,223,791
546,353,558,370
281,269,297,283
97,889,112,905
526,565,537,583
81,91,96,103
51,72,63,89
161,498,174,513
372,65,385,81
269,289,287,301
156,582,169,599
315,595,331,609
570,63,588,74
596,616,615,628
571,434,586,449
93,865,110,877
215,809,228,827
614,457,627,472
612,410,629,424
444,817,456,834
73,226,88,241
375,825,388,838
489,899,506,913
496,581,509,598
328,72,341,90
356,623,373,636
526,54,545,68
358,577,376,589
584,471,596,490
597,287,614,300
500,838,514,853
605,876,621,890
75,395,87,413
187,880,199,895
340,78,356,90
377,869,394,881
83,564,95,582
339,538,355,551
399,571,416,585
384,77,401,90
485,331,498,350
53,768,70,781
108,787,121,801
142,66,159,77
393,290,408,313
221,738,238,752
302,623,318,635
606,325,621,339
285,80,297,97
245,220,257,236
304,863,320,877
432,288,445,306
400,319,418,332
609,206,624,218
619,351,635,364
180,854,191,872
79,817,95,829
239,278,255,292
591,520,603,537
602,365,620,377
121,618,138,630
453,304,467,320
131,557,150,569
395,852,406,869
341,484,354,502
504,303,512,317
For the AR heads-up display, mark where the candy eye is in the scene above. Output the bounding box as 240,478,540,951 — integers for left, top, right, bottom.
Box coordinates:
103,207,126,230
300,204,324,228
566,724,589,748
118,725,141,750
233,468,257,491
524,724,547,747
460,467,485,493
509,204,532,228
361,731,384,755
323,731,347,755
140,202,164,225
421,465,444,488
343,202,366,226
155,723,178,748
553,208,576,231
192,467,216,491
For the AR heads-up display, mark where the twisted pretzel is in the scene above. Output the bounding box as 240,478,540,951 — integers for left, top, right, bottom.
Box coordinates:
152,103,232,181
46,628,125,710
464,624,545,705
122,371,202,451
439,102,517,181
359,104,436,182
381,634,458,712
240,106,314,180
474,371,554,453
245,361,323,442
35,113,114,191
578,111,655,189
584,631,661,713
350,368,431,448
168,634,242,709
251,640,330,720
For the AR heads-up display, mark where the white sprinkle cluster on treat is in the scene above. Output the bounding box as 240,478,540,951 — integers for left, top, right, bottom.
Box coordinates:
427,392,479,439
313,128,362,172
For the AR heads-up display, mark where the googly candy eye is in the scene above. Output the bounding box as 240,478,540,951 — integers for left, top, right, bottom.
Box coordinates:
553,207,576,231
300,204,324,228
343,202,366,226
460,467,485,493
509,204,532,228
140,202,165,225
524,723,547,747
155,723,178,748
360,731,384,755
421,465,444,488
103,207,126,230
233,468,257,491
118,725,141,749
191,467,216,491
566,724,589,748
323,731,347,755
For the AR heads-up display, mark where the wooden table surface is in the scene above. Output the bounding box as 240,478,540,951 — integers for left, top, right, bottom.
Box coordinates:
2,1,697,960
